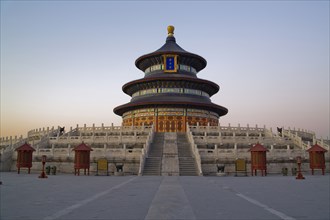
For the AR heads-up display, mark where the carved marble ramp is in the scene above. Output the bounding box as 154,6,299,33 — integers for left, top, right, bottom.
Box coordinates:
161,133,180,176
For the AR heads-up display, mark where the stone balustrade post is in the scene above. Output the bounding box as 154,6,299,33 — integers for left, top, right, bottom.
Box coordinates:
103,144,107,156
215,144,219,159
52,144,55,157
68,144,71,157
123,144,126,158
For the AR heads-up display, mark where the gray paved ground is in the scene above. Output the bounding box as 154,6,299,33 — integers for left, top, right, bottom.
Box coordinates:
0,172,329,220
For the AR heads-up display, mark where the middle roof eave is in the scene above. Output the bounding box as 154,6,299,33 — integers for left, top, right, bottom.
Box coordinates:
122,76,220,96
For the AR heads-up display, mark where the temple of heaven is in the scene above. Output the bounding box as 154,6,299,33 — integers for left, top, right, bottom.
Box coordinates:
114,25,228,132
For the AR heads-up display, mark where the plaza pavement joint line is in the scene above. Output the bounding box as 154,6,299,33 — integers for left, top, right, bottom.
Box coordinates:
235,193,296,220
43,176,138,220
209,178,295,220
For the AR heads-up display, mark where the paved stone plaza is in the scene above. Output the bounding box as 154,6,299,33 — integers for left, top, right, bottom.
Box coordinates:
0,172,329,220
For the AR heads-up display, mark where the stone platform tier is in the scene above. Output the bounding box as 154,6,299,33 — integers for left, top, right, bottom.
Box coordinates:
1,123,329,175
187,124,329,175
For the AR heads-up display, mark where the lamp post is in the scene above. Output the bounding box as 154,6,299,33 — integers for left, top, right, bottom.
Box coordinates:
39,155,48,178
296,156,305,180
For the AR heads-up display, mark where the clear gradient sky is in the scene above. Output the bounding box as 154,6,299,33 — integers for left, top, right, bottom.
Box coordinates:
1,1,329,139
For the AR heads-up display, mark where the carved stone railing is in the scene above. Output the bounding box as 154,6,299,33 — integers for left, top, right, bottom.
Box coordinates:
282,129,310,150
187,124,203,176
189,123,266,134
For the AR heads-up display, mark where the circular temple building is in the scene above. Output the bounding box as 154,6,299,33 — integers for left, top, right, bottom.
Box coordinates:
114,26,228,132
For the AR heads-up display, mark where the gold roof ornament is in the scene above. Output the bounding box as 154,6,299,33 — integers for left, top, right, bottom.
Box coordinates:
167,25,175,37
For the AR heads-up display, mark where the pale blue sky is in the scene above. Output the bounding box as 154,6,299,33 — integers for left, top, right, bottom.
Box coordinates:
1,1,329,138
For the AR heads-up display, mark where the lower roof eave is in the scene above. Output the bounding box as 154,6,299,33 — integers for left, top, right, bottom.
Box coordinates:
113,101,228,117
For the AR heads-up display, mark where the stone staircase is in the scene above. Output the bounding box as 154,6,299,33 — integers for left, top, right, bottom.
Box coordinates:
177,133,198,176
143,132,198,176
142,133,164,175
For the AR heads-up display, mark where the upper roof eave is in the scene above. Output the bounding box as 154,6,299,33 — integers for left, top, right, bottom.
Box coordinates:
135,51,207,72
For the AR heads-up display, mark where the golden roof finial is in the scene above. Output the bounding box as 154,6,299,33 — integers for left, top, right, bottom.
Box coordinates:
167,25,175,37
